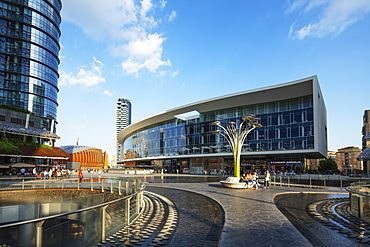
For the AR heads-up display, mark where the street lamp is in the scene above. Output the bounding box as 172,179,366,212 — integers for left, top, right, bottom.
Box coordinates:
211,115,263,178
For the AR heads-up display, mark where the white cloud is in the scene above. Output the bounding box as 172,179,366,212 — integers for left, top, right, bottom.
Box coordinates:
69,125,86,130
159,0,167,9
103,90,113,97
62,0,174,76
112,33,171,76
62,0,138,41
171,70,178,78
140,0,153,18
158,70,167,77
168,10,177,22
59,57,106,89
287,0,370,39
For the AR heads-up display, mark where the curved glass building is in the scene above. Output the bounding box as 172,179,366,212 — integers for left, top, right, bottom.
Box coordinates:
0,0,62,131
118,76,328,174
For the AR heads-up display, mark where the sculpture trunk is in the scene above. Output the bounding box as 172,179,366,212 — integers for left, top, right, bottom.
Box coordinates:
234,140,241,178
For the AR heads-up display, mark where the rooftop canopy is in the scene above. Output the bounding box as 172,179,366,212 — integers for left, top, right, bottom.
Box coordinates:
0,122,60,139
357,148,370,161
363,132,370,140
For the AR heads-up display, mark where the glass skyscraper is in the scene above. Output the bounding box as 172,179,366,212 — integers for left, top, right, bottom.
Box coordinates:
0,0,62,132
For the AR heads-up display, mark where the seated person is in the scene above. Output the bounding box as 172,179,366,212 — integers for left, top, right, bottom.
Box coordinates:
240,174,247,182
246,173,253,183
252,171,260,188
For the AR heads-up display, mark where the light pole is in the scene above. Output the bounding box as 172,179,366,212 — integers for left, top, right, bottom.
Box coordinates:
211,115,263,178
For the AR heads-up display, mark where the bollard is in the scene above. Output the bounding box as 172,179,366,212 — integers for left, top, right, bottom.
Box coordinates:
119,180,122,195
22,179,25,190
36,220,45,247
136,192,140,215
111,180,113,193
101,205,108,242
309,176,312,188
126,181,129,196
91,178,94,191
125,198,131,225
280,176,282,187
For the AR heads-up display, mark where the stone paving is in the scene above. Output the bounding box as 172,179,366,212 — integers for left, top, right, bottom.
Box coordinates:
145,181,355,247
146,186,224,247
91,173,368,246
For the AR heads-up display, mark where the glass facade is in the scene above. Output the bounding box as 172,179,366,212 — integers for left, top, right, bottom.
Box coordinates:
123,95,315,160
0,0,62,127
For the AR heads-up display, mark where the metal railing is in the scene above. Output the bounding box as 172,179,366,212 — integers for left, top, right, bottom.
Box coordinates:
346,181,370,223
268,174,369,189
0,177,145,247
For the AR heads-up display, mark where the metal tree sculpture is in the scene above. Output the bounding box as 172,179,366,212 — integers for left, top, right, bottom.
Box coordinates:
211,115,262,178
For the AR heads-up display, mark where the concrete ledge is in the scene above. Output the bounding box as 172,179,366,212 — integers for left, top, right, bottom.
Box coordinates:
220,177,254,189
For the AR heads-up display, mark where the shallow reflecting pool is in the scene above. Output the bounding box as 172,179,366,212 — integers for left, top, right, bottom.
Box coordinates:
136,175,225,183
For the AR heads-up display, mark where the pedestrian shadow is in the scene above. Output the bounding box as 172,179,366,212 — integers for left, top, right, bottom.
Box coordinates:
146,187,225,238
206,184,275,205
208,184,224,188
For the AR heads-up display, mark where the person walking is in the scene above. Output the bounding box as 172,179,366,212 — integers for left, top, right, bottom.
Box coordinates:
264,170,270,189
32,167,37,177
78,169,83,182
252,171,259,189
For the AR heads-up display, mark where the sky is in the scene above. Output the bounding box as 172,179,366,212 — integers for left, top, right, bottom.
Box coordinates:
56,0,370,160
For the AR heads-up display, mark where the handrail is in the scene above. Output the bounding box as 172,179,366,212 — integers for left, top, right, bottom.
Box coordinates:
0,177,146,246
346,181,370,223
0,177,140,191
345,182,370,197
0,183,146,229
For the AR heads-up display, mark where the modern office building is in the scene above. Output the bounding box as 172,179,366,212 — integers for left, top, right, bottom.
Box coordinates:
0,0,64,166
116,98,131,161
117,76,328,174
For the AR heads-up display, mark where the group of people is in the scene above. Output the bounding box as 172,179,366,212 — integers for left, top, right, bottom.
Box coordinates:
34,167,72,179
240,170,270,189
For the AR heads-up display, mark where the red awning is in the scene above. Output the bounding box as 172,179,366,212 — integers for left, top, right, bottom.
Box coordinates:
0,146,70,159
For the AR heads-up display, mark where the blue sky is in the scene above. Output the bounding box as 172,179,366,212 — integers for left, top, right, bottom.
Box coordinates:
56,0,370,160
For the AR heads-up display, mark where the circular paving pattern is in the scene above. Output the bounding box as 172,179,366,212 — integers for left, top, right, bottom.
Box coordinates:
97,191,178,246
95,187,224,246
307,197,370,245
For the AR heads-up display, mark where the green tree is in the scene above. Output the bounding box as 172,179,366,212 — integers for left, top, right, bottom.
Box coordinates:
318,158,338,174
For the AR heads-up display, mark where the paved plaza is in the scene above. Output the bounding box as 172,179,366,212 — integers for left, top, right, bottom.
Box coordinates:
146,181,348,246
94,173,366,246
2,172,366,246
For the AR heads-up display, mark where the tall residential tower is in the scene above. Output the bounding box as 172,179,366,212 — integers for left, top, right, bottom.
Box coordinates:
116,98,131,161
